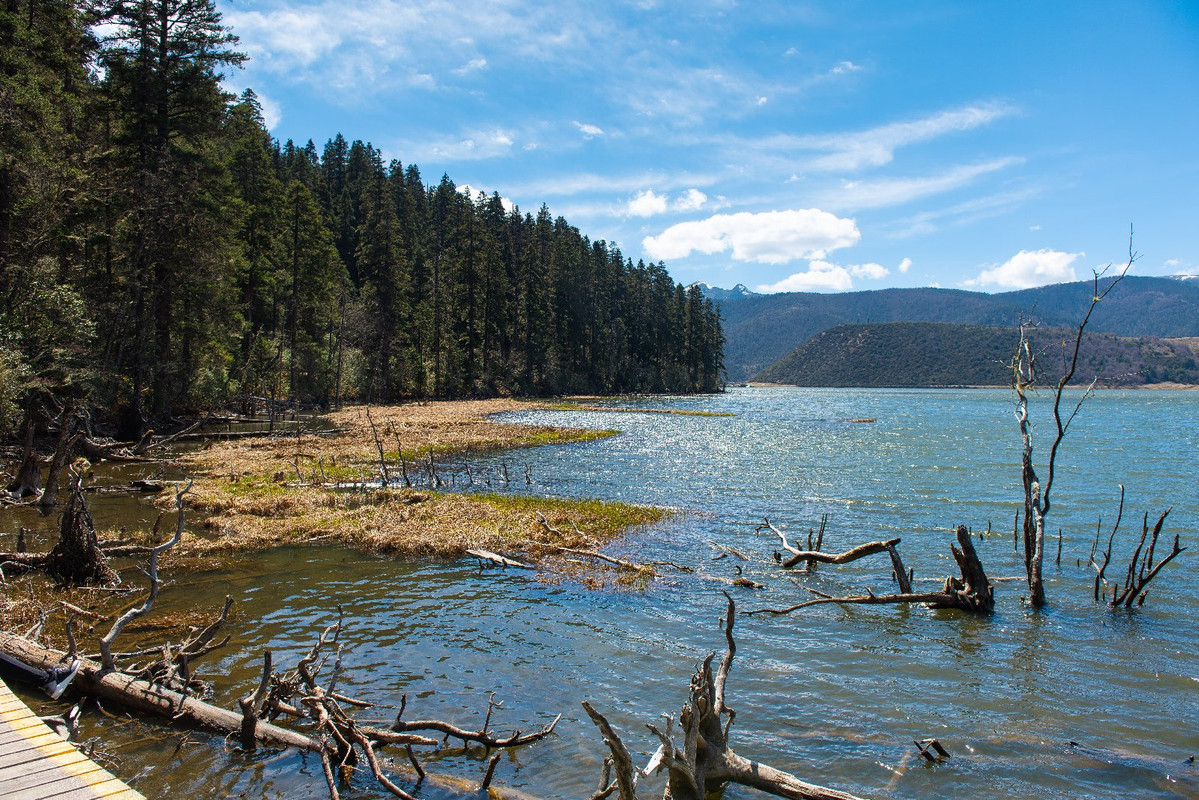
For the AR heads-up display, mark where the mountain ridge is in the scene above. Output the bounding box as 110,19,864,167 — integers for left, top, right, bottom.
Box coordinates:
706,276,1199,381
755,321,1199,387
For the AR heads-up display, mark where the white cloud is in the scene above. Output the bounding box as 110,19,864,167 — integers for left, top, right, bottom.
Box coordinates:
628,189,669,217
820,158,1024,211
404,128,518,161
757,96,768,106
574,121,605,138
776,103,1017,173
256,93,283,129
225,1,592,94
883,187,1041,239
459,184,516,213
898,257,912,273
829,60,861,76
452,57,488,75
964,249,1083,289
849,262,889,280
1029,224,1042,231
757,260,854,293
224,8,343,68
643,208,859,265
673,188,707,212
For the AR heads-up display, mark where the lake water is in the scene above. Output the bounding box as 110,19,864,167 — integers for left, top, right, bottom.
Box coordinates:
15,387,1199,798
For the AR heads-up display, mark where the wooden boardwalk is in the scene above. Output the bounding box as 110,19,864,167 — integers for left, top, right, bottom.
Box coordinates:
0,678,145,800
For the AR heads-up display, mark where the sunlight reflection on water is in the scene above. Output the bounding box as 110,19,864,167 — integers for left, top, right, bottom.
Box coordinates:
51,388,1199,798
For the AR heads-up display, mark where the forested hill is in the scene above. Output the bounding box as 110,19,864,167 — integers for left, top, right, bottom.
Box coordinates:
755,322,1199,387
713,277,1199,381
0,1,723,440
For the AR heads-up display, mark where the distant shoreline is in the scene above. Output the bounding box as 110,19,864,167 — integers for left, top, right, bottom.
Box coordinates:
741,381,1199,390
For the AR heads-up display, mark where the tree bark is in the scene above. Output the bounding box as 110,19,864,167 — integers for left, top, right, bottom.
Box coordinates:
5,406,42,498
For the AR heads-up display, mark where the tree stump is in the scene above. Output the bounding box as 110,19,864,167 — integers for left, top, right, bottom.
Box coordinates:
46,474,117,587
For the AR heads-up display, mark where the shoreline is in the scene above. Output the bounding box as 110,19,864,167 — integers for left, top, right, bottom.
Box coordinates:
741,381,1199,390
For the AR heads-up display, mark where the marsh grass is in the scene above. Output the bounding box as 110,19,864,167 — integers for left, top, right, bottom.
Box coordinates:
167,399,657,563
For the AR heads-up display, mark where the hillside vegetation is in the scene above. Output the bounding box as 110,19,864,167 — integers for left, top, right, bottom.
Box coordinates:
715,277,1199,381
755,322,1199,387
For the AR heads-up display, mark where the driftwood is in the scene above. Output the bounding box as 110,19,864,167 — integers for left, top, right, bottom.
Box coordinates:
79,436,156,463
585,594,866,800
467,549,533,570
780,537,901,570
0,630,323,750
535,511,656,575
0,605,549,798
1091,488,1185,607
758,518,913,594
391,692,561,749
751,526,993,615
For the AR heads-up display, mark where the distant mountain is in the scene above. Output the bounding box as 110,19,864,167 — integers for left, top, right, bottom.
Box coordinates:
755,322,1199,387
691,282,759,303
717,276,1199,381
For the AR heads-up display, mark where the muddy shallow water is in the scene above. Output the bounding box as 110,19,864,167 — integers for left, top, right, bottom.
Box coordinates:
4,387,1197,798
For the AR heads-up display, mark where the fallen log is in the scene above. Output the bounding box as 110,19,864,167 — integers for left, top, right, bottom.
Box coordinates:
0,630,323,750
80,437,156,463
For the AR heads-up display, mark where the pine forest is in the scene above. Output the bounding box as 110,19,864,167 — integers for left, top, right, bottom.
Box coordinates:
0,0,726,441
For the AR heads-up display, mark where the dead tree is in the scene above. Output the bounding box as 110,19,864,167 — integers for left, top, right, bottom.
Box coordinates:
1091,488,1185,607
35,406,81,507
46,469,118,587
5,404,43,498
750,526,993,615
1009,238,1135,608
584,593,866,800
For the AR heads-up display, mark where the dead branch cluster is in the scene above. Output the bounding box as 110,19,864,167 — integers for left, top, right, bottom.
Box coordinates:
584,594,864,800
1089,487,1184,608
750,520,993,616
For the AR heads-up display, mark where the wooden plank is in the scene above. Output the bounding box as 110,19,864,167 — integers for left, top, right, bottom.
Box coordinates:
0,679,145,800
0,759,109,796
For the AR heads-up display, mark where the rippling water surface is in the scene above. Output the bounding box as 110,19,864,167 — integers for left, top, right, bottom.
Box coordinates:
29,388,1199,798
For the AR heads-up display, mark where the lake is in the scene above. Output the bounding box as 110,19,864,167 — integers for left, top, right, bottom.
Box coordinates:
16,387,1199,798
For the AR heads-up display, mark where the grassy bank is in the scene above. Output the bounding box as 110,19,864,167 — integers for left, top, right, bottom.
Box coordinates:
174,399,659,562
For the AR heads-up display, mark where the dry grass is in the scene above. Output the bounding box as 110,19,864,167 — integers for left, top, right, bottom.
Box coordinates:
185,398,616,481
169,399,657,561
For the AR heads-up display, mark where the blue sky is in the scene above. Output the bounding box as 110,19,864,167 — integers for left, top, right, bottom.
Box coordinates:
218,0,1199,294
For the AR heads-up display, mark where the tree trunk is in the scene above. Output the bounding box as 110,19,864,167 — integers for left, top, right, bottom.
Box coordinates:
5,406,42,498
0,631,321,750
36,410,79,508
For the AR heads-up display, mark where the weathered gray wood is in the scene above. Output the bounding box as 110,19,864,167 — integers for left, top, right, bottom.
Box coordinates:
466,549,533,570
782,538,901,569
0,678,145,800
